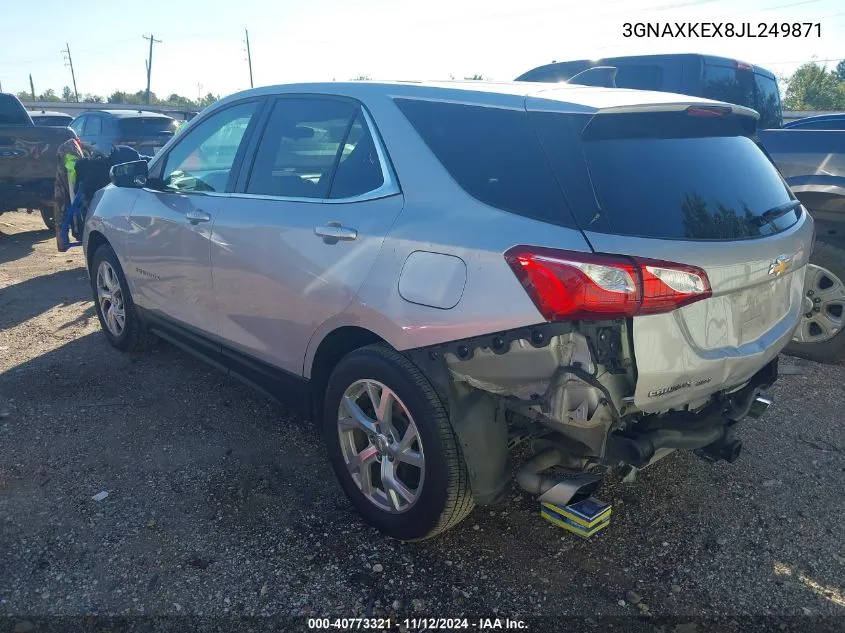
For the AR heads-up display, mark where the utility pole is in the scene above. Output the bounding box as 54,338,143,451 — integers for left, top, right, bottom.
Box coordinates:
29,74,35,100
61,43,79,102
244,29,254,88
142,34,161,105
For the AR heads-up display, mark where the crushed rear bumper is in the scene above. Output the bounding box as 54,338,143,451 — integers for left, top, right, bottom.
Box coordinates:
605,357,778,468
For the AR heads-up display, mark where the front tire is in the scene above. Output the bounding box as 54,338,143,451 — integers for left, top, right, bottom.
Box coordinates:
786,240,845,364
40,207,55,232
90,243,151,352
322,344,474,541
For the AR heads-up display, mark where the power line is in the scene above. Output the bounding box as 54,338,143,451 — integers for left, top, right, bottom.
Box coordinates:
143,34,162,105
61,43,79,102
757,57,845,65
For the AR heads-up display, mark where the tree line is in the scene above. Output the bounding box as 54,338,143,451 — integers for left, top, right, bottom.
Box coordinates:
16,86,219,110
783,60,845,110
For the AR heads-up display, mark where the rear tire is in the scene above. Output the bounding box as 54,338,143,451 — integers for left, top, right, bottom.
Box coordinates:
322,343,474,541
786,240,845,364
90,243,151,352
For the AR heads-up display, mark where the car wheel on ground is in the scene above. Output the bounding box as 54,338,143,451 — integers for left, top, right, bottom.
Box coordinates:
90,243,151,352
322,343,474,541
786,240,845,363
39,207,55,232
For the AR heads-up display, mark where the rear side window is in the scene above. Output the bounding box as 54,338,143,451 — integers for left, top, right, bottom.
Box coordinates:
537,111,797,240
118,117,177,137
0,94,31,125
614,65,665,91
246,98,384,199
86,116,102,135
753,73,782,129
394,99,576,227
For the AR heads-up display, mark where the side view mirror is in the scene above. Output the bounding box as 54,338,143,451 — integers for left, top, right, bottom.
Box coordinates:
110,160,149,188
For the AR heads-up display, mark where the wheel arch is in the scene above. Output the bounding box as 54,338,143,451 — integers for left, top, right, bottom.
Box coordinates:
307,325,388,422
86,229,110,272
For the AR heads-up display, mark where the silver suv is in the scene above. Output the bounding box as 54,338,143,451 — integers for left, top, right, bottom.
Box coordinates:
84,81,813,541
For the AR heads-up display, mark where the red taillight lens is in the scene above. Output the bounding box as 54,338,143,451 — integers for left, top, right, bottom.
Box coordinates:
685,106,732,118
638,259,712,315
72,137,83,156
505,246,711,321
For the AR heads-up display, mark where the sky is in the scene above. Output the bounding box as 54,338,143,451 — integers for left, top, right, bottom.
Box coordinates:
0,0,843,100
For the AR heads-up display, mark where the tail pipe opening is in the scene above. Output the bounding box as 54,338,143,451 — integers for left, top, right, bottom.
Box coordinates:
515,448,603,507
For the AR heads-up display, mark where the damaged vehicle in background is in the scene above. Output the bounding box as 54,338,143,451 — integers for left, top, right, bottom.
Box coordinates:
83,81,812,540
1,92,80,231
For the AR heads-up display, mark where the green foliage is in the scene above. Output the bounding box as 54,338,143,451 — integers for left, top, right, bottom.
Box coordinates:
37,88,61,102
104,90,217,109
464,74,484,80
783,62,845,110
834,60,845,83
17,86,214,110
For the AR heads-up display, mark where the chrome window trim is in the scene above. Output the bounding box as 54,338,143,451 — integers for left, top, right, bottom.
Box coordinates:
234,100,400,204
225,190,401,205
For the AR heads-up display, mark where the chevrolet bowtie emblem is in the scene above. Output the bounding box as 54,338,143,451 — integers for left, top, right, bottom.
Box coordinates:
768,255,792,276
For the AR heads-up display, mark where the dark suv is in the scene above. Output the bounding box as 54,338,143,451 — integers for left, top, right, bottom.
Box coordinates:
69,110,177,157
516,54,783,129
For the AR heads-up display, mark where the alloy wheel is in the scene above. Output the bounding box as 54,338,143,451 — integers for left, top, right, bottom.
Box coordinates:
337,379,425,513
793,263,845,343
96,260,126,338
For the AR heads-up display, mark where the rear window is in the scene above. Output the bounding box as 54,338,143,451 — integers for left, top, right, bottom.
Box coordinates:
118,117,177,137
32,116,72,127
702,64,755,110
573,114,796,240
614,65,665,91
394,99,576,227
0,94,31,125
753,72,782,129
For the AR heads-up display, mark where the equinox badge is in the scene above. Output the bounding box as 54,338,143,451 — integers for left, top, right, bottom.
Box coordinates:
768,255,792,277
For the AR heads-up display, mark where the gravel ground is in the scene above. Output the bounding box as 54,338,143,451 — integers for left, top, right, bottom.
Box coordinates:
1,211,844,631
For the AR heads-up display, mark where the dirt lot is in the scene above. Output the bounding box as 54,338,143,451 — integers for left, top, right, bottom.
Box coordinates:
1,210,844,630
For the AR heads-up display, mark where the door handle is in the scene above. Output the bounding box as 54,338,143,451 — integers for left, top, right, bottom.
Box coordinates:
186,209,211,224
315,223,358,243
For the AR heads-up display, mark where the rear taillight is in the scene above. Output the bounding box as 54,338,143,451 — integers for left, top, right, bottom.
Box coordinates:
685,105,732,118
72,138,83,156
504,246,712,321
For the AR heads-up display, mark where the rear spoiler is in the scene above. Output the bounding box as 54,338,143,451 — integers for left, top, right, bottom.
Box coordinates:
566,66,617,88
598,102,759,120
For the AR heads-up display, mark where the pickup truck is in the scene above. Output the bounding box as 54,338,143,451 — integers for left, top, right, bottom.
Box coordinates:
1,92,79,231
518,54,845,363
